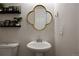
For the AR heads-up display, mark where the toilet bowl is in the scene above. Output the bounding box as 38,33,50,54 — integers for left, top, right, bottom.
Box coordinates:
0,42,19,56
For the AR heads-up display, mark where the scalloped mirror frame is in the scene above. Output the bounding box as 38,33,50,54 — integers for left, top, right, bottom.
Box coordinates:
27,5,53,31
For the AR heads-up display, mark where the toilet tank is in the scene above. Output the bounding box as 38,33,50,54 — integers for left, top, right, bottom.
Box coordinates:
0,42,19,56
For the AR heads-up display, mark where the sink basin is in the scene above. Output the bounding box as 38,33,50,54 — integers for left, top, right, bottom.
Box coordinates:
26,41,52,52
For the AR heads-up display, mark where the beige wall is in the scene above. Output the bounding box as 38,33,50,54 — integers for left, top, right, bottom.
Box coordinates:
55,3,78,56
0,3,79,56
0,3,55,56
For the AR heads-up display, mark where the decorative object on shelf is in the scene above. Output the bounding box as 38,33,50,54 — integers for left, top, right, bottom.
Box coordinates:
4,20,11,26
0,17,22,27
0,4,4,13
13,17,22,26
27,5,53,31
0,6,21,14
0,3,4,8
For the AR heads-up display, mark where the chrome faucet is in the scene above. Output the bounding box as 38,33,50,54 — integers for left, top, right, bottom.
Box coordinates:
36,38,42,42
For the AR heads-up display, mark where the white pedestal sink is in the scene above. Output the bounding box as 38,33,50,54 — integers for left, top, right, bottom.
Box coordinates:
26,40,52,56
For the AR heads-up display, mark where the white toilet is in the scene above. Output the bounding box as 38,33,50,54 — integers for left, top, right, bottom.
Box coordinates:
0,42,19,56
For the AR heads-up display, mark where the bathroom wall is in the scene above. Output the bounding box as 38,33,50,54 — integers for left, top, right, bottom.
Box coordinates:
55,3,78,56
0,3,55,56
19,3,79,56
1,3,79,56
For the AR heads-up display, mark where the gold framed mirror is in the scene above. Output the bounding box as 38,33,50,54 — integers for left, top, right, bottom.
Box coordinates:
27,5,53,31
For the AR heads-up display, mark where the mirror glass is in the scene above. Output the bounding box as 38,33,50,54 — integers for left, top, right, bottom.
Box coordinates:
27,5,52,31
34,6,47,30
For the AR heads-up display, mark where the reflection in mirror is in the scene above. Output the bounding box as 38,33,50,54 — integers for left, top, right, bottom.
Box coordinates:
34,6,47,30
27,5,53,31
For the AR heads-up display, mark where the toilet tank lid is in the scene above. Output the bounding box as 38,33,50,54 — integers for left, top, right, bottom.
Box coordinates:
0,42,19,48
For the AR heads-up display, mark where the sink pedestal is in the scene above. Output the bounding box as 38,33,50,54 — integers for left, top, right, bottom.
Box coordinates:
35,52,45,56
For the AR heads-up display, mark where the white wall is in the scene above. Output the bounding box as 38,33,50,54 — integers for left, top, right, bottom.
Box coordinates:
55,3,78,56
0,3,55,56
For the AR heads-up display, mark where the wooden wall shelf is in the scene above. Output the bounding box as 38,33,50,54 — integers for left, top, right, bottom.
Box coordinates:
0,6,21,14
0,25,21,27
